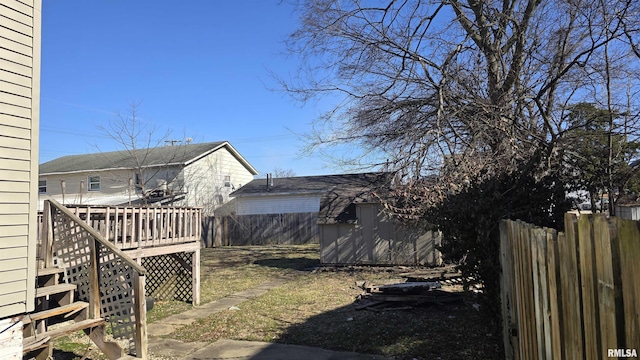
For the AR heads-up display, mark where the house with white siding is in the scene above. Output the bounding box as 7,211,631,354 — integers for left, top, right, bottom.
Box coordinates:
38,141,258,215
0,0,41,355
221,173,387,245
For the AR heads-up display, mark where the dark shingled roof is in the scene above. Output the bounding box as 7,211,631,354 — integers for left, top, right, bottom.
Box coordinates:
39,141,249,174
231,172,392,224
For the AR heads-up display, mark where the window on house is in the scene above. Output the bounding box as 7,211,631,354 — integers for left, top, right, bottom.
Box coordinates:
38,179,46,194
224,175,231,187
88,176,100,191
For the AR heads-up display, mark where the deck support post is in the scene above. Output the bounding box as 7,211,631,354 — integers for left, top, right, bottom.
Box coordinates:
192,248,200,306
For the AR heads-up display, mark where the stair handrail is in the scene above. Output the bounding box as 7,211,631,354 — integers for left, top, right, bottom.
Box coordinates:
42,199,148,359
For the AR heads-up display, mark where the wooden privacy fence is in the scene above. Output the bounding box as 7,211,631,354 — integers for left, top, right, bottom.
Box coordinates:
500,213,640,360
217,213,319,246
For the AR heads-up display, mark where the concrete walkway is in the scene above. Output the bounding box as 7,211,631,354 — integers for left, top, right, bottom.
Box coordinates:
146,278,388,360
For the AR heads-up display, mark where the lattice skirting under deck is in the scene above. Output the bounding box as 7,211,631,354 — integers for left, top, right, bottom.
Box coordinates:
142,253,193,303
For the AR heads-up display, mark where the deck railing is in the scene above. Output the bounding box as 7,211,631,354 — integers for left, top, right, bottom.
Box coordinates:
39,203,202,250
41,199,148,358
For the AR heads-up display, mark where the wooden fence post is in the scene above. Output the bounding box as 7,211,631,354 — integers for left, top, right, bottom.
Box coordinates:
133,274,148,359
87,239,101,319
192,248,200,306
41,200,54,268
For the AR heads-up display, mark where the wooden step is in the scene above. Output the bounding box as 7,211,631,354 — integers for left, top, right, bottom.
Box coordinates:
23,318,106,353
37,267,66,287
35,283,76,298
23,301,89,325
37,267,65,277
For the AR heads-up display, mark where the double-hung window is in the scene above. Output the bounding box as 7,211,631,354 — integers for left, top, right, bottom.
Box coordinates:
88,175,100,191
38,179,46,194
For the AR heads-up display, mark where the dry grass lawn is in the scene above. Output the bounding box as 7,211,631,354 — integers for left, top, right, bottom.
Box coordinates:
165,245,502,359
54,244,502,360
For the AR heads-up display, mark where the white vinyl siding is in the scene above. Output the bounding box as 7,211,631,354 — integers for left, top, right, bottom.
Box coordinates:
181,146,256,214
237,195,321,215
0,0,40,318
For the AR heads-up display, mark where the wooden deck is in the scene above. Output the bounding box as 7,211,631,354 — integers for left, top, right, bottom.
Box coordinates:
39,201,202,307
39,204,202,256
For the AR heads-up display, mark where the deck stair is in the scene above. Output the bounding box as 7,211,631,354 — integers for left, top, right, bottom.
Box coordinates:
22,267,125,360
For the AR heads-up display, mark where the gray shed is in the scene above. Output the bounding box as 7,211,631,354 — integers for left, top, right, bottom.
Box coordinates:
318,183,442,266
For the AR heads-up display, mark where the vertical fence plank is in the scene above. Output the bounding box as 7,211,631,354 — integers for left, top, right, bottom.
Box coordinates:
502,213,640,360
500,220,516,360
530,226,544,360
594,215,619,354
616,218,640,348
577,215,600,358
535,228,552,360
559,213,584,359
524,223,539,360
545,229,563,360
513,222,530,360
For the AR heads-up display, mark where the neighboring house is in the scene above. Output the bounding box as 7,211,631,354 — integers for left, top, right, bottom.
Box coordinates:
0,0,41,354
223,173,386,246
38,141,258,214
615,204,639,220
222,172,442,266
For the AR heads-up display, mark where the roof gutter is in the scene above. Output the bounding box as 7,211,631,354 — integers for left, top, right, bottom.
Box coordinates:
39,162,185,176
230,189,327,198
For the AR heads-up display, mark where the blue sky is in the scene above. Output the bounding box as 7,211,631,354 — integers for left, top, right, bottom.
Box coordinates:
39,0,342,176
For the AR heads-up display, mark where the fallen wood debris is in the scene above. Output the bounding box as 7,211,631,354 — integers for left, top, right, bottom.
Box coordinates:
355,279,463,311
398,264,462,283
366,281,441,294
399,265,483,292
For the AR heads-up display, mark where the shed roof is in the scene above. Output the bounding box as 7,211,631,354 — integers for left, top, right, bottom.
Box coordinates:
39,141,258,175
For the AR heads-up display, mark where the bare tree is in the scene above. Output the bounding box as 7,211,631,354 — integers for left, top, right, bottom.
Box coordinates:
272,167,296,178
281,0,640,319
282,0,640,197
97,102,172,204
99,105,238,213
